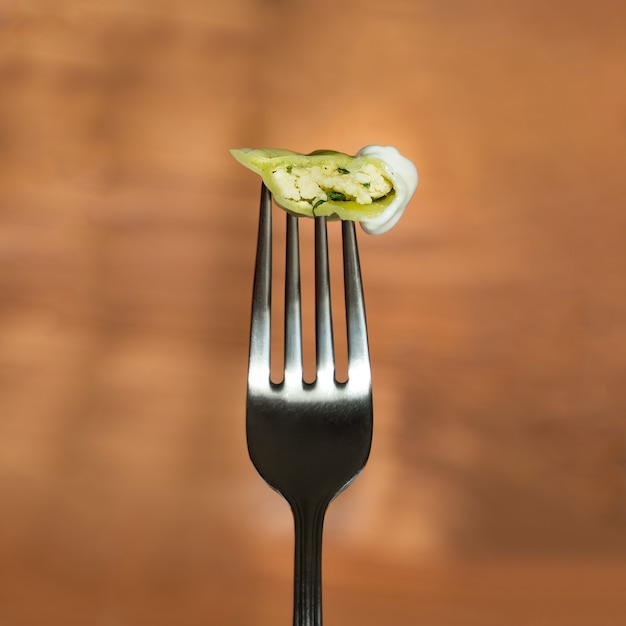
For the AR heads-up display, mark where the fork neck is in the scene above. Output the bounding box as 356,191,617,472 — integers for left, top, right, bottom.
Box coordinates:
292,498,328,626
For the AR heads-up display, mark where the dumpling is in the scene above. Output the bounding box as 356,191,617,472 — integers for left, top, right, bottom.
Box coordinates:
230,145,418,235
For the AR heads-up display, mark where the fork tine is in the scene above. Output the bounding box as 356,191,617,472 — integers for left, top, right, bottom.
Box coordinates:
342,220,371,384
248,183,272,389
315,216,335,383
284,214,303,384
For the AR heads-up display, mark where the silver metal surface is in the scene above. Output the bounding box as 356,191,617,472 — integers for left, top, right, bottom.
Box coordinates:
246,183,373,626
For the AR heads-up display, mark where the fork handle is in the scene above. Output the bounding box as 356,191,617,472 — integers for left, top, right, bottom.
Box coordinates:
292,499,328,626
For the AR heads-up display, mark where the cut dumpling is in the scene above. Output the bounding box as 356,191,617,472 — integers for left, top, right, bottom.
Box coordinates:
230,145,418,235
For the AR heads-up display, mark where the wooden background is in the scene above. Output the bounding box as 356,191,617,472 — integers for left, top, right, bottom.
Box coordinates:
1,1,625,624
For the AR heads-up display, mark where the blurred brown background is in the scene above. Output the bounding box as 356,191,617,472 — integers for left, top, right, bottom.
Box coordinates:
1,1,625,624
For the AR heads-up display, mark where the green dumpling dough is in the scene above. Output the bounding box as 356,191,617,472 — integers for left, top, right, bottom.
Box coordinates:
230,145,418,235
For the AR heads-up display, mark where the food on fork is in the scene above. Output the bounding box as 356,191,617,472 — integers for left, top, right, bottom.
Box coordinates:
230,145,418,235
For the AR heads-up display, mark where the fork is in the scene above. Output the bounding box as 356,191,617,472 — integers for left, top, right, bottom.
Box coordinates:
246,184,374,626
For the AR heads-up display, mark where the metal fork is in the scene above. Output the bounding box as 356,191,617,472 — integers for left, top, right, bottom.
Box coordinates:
246,184,373,626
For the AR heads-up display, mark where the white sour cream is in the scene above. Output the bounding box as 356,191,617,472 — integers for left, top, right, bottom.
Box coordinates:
356,145,418,235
